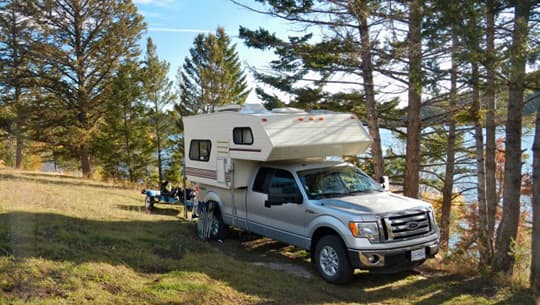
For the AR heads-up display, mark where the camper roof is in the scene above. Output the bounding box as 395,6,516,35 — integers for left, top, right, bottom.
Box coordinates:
183,104,373,162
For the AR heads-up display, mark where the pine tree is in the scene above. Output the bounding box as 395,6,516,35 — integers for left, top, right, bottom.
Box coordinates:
493,0,536,276
93,61,153,182
0,0,34,169
177,27,249,114
237,1,390,181
29,0,145,177
142,37,175,184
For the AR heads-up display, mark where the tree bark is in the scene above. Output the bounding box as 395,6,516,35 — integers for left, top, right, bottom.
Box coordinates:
484,0,497,264
80,142,92,178
531,106,540,303
155,103,164,183
354,1,384,181
15,87,24,169
440,32,458,252
492,0,531,275
404,0,422,198
472,62,489,269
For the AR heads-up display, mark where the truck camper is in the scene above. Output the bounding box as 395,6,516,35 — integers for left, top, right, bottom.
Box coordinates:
183,104,440,284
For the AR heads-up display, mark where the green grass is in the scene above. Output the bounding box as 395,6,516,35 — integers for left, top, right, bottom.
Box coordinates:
0,169,535,304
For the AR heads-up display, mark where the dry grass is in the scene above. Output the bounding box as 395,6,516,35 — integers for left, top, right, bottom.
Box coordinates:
0,169,535,305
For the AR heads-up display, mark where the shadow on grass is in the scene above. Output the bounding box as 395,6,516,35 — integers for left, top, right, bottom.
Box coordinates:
116,204,182,217
0,211,534,305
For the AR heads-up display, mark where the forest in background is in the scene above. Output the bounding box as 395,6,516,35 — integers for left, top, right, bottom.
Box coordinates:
0,0,539,300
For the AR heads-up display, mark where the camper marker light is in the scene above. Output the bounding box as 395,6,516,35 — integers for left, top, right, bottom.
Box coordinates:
309,117,314,121
319,117,324,121
261,118,268,122
349,221,380,242
298,117,304,122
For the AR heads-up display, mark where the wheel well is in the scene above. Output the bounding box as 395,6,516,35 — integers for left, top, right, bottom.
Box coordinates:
205,200,222,216
310,227,341,254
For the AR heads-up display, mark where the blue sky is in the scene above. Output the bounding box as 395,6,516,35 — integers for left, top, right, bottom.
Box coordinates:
134,0,292,98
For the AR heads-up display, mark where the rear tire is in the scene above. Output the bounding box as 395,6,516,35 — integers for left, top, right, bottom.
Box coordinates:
209,206,227,240
313,235,353,284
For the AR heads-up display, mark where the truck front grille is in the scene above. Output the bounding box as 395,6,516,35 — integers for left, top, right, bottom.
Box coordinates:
382,209,432,241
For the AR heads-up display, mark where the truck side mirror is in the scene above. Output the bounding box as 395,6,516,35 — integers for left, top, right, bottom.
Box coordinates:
265,188,303,207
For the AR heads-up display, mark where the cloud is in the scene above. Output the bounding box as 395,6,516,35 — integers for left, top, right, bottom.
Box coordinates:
133,0,176,7
148,27,211,33
139,10,162,18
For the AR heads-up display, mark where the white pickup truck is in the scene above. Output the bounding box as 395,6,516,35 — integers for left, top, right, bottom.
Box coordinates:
183,105,440,284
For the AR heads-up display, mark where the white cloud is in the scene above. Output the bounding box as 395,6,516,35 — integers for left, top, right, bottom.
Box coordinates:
133,0,176,7
148,27,211,33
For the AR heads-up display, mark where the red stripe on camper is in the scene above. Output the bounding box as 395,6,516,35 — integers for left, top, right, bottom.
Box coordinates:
229,148,262,152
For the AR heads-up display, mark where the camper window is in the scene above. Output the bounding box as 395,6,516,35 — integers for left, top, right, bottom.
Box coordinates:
233,127,253,145
189,140,211,162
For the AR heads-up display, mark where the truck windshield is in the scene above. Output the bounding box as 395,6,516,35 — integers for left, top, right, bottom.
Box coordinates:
297,166,383,199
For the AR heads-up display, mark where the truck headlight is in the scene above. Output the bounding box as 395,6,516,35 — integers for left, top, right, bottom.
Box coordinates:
348,222,380,242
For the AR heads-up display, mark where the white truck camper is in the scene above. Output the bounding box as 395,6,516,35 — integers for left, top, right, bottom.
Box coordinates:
183,104,440,284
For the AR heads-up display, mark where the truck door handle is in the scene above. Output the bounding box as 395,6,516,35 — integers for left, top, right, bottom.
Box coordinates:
305,209,317,214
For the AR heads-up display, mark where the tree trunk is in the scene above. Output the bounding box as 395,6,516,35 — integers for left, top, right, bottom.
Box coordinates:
157,132,163,183
440,32,458,253
14,86,24,169
155,104,163,183
356,1,384,181
78,100,92,178
484,0,497,264
531,107,540,303
15,132,24,169
472,62,489,269
404,0,422,198
122,100,134,182
492,0,531,275
80,142,92,178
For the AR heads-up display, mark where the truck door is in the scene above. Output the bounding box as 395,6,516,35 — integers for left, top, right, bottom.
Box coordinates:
246,167,308,248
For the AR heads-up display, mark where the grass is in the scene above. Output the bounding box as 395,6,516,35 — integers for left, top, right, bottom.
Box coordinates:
0,169,535,305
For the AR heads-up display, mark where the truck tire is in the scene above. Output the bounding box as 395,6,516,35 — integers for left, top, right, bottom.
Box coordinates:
209,203,227,240
144,196,154,210
313,235,353,284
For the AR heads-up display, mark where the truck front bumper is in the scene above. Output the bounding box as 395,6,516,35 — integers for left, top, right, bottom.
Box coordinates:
348,239,439,272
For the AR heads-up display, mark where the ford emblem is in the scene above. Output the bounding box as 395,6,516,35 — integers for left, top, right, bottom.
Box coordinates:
408,222,419,230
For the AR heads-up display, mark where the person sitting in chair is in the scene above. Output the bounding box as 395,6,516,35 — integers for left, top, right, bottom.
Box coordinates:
160,181,173,198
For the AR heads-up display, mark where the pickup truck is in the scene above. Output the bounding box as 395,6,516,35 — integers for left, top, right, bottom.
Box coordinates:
200,159,440,284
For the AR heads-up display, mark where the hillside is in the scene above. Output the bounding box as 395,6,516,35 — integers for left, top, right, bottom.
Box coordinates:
0,170,534,305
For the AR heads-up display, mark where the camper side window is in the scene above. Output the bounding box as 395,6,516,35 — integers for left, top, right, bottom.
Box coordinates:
189,140,211,162
233,127,253,145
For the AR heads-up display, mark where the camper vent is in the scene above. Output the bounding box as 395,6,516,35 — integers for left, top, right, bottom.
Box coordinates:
215,104,241,112
381,209,432,242
271,107,307,114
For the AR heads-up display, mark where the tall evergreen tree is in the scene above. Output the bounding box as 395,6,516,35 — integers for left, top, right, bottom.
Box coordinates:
529,91,540,302
177,27,249,114
142,37,175,183
236,1,399,181
29,0,145,177
93,61,153,182
493,0,535,275
0,0,34,169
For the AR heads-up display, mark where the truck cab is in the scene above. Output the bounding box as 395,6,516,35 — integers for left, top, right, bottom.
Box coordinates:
184,105,440,284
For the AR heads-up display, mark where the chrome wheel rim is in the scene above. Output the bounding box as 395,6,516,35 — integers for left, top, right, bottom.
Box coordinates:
210,215,219,237
319,245,339,277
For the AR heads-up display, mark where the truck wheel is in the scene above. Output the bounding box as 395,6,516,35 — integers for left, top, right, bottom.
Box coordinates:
144,196,154,210
209,205,227,240
314,235,353,284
